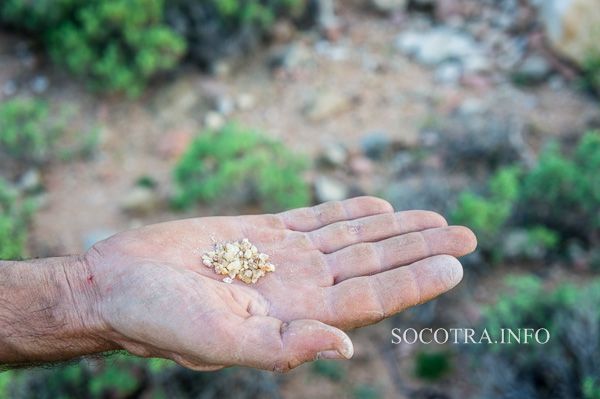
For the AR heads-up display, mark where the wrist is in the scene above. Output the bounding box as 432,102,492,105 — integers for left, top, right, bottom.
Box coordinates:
0,256,117,366
60,254,118,355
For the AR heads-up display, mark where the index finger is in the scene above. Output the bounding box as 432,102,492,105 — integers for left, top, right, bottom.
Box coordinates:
279,196,394,232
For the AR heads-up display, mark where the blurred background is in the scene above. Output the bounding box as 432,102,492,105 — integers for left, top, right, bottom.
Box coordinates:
1,0,599,397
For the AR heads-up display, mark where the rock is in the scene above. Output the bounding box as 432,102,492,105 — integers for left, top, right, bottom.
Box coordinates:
502,229,549,261
157,129,193,160
17,169,42,193
2,80,17,97
316,0,341,40
349,155,374,175
211,61,232,78
214,96,235,116
390,152,415,174
513,53,552,84
120,186,161,216
303,91,354,122
314,176,349,202
360,132,392,160
461,73,494,90
204,111,226,130
435,0,462,21
396,27,483,67
384,176,456,214
462,55,492,73
549,75,566,90
236,93,256,111
458,98,486,116
155,79,202,125
319,142,348,167
411,0,436,5
269,43,312,71
31,75,48,94
567,239,588,269
435,61,463,85
370,0,407,14
270,19,296,43
314,41,350,62
439,113,524,167
539,0,600,66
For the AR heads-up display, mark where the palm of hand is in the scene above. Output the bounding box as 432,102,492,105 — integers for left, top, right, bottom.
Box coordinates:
85,197,476,371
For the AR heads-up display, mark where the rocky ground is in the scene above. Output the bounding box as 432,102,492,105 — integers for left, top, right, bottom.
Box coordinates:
1,0,599,397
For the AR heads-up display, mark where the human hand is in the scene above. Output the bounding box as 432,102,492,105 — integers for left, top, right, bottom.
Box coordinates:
79,197,476,372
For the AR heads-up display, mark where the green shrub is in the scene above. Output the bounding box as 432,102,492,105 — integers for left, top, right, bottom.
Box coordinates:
0,371,13,398
165,0,309,66
172,124,310,212
0,0,75,32
0,97,97,165
584,378,600,399
50,0,185,96
1,354,175,398
352,384,382,399
522,131,600,244
414,351,452,381
451,131,600,261
0,179,36,260
2,0,308,94
310,360,345,381
469,275,600,399
0,98,64,165
2,356,279,398
582,53,600,95
1,0,185,96
451,166,521,260
213,0,303,27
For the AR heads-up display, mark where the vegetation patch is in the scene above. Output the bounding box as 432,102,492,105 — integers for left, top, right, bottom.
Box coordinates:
172,124,310,212
469,275,600,399
452,131,600,262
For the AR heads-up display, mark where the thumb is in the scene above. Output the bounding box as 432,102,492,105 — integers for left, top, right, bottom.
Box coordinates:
233,316,354,372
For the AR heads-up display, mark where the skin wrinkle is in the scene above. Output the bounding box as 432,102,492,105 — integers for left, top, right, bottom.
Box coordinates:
316,253,336,287
368,276,387,321
232,317,254,364
318,220,364,254
315,200,345,227
274,320,288,371
60,262,81,329
372,239,385,275
406,265,423,307
391,212,405,236
330,242,380,284
307,228,324,252
419,231,432,258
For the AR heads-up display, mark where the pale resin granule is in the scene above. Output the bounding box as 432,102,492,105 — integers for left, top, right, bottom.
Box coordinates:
202,238,276,284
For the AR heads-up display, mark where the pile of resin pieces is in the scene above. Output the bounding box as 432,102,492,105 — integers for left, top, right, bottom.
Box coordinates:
202,238,276,284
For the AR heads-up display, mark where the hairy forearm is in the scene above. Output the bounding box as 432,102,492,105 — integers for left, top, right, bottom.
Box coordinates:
0,256,116,367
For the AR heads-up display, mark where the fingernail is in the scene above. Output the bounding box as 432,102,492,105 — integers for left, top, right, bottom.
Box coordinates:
339,335,354,359
319,325,355,359
316,350,346,360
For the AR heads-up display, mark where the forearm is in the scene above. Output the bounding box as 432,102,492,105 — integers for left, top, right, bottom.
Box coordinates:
0,256,116,367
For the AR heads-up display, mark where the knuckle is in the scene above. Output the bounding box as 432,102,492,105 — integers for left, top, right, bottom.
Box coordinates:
358,242,379,261
318,201,345,223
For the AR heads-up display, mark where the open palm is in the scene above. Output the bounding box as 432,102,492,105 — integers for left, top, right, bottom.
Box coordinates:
84,197,476,371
